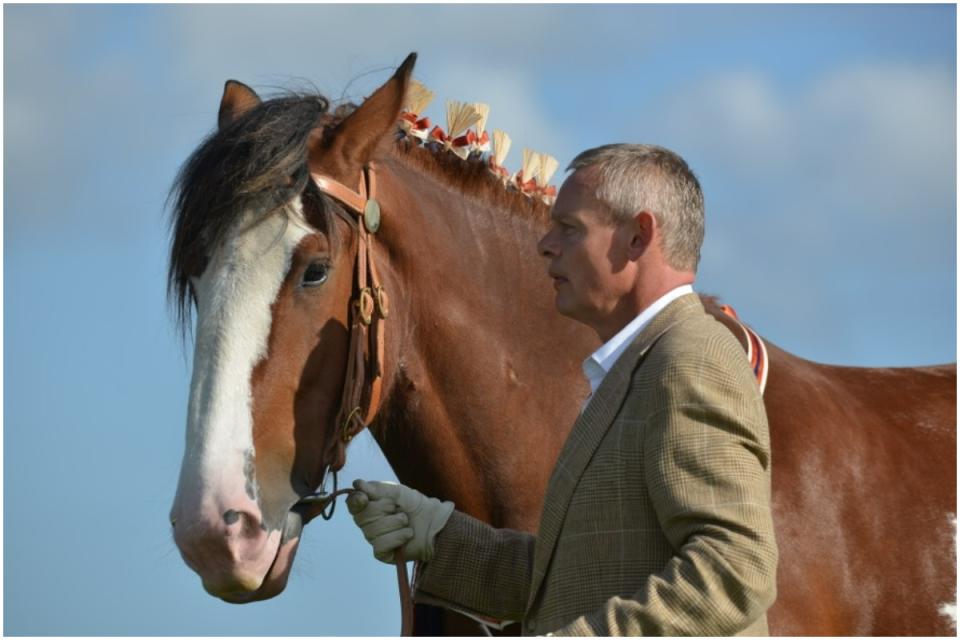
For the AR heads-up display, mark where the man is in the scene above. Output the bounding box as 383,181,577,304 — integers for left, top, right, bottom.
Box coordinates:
347,144,778,635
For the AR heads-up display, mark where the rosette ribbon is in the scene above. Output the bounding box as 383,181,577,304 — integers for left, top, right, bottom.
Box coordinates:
399,112,432,141
451,129,491,155
514,170,540,195
488,157,510,181
429,126,474,159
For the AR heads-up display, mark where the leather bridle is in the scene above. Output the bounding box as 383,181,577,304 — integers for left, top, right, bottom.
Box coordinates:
297,162,389,519
291,163,414,636
319,165,389,453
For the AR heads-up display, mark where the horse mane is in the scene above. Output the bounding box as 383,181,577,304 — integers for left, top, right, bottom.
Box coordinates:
168,91,553,335
390,139,551,223
168,92,333,334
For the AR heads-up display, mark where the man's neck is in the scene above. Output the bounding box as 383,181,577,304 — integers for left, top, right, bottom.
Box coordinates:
594,273,696,342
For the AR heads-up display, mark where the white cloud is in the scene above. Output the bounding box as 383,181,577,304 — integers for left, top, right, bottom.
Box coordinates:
671,71,789,164
162,5,576,184
653,62,956,221
806,63,956,216
164,5,596,95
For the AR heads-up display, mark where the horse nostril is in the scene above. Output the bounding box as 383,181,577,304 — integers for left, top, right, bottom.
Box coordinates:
221,509,265,536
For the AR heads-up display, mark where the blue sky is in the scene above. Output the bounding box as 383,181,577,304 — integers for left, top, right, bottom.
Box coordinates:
4,4,955,636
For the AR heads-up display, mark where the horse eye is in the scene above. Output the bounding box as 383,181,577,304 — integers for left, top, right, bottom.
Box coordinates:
302,262,330,287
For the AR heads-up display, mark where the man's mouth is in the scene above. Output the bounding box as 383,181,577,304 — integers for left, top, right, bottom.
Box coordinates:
549,272,568,289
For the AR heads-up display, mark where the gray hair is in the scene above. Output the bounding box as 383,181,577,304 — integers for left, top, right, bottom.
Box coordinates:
568,144,705,272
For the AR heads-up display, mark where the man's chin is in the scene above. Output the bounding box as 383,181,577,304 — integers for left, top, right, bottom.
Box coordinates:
553,294,579,321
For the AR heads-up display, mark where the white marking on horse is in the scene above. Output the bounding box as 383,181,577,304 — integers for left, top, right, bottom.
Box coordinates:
939,513,957,629
174,198,311,531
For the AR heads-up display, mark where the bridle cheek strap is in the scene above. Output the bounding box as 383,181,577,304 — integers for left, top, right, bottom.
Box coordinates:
310,165,388,465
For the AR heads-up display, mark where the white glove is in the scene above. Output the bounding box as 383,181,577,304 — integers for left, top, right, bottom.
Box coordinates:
347,479,454,564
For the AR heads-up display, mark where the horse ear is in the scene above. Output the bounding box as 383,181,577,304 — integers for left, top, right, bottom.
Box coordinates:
218,80,262,129
311,52,417,174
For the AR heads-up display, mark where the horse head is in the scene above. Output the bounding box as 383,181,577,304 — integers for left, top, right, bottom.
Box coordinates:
168,54,417,603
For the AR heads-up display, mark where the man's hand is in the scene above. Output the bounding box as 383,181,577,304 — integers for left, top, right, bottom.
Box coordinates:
347,479,455,564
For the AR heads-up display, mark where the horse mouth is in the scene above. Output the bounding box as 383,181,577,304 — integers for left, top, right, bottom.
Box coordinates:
208,510,306,604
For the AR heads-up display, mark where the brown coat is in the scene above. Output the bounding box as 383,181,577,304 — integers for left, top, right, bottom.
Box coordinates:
414,294,778,635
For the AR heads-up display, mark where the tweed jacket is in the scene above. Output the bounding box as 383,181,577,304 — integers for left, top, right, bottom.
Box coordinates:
414,294,778,635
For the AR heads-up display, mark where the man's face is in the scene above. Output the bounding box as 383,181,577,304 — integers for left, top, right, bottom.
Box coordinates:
537,170,637,331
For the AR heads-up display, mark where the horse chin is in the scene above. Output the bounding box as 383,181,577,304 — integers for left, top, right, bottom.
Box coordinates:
210,511,305,604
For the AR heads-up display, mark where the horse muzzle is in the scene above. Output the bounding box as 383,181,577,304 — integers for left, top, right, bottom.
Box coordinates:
171,496,302,603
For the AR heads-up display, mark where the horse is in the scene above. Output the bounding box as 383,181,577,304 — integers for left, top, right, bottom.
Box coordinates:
167,53,957,635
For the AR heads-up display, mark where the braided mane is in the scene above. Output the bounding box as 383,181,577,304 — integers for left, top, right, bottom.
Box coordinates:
390,138,551,221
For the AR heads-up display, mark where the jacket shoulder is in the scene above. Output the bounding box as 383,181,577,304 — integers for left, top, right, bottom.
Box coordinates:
630,307,761,410
647,307,745,368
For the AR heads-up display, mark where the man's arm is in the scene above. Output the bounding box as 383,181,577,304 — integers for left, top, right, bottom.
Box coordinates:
553,344,778,636
415,510,536,623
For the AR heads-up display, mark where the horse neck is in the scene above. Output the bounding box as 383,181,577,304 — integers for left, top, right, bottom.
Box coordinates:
368,153,595,530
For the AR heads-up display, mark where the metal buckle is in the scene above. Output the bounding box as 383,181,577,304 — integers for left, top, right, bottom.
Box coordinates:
374,286,390,319
355,288,375,325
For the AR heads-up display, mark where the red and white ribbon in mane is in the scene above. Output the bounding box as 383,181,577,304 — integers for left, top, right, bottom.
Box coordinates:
399,112,432,141
396,80,559,204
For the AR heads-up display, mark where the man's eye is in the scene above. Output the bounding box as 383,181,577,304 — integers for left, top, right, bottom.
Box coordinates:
302,262,330,287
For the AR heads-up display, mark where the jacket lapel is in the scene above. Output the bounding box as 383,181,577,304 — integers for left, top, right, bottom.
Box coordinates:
525,294,703,612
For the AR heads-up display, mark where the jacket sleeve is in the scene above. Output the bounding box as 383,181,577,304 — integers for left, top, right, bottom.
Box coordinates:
553,342,779,636
414,510,536,623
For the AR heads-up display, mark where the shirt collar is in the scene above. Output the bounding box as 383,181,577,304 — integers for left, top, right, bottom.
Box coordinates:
582,284,694,395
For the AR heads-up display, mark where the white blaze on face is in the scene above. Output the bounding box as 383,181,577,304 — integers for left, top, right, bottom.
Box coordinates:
175,198,312,532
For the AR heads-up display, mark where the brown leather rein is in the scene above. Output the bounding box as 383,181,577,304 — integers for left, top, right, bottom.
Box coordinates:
292,164,414,636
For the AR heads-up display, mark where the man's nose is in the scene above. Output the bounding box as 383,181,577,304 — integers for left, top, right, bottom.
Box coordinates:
537,230,557,258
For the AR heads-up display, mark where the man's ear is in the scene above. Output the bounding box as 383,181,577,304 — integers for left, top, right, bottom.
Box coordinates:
308,52,417,177
627,211,657,260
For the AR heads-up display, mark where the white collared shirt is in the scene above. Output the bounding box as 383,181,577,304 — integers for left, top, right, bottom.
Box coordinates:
582,285,694,404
